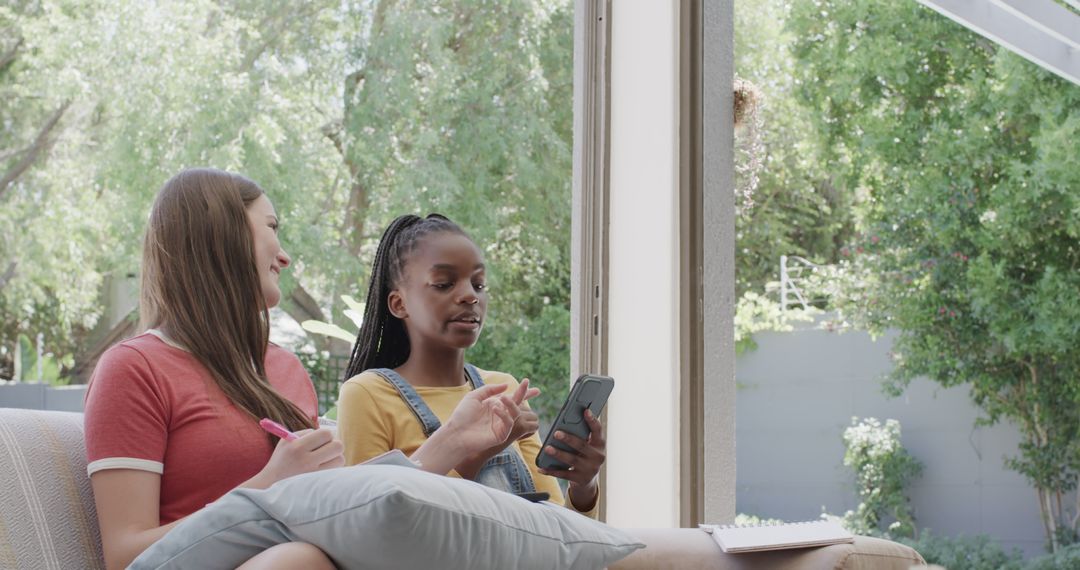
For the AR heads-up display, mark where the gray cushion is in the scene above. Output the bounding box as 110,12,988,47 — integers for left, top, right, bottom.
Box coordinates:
131,464,643,570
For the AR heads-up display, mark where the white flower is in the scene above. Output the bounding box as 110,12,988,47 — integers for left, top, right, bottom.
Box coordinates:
979,210,998,224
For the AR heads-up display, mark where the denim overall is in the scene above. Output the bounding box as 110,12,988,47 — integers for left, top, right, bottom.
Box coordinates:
371,364,537,494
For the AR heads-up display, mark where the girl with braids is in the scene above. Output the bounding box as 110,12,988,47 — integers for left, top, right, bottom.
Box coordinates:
337,214,607,516
85,170,526,569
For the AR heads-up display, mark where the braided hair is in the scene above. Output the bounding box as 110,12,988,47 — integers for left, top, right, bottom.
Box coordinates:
343,213,470,380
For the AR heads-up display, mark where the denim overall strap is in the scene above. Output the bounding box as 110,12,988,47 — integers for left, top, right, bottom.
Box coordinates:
370,368,442,437
465,364,538,494
464,364,485,389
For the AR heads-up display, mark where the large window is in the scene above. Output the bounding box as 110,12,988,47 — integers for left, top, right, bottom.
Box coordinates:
2,1,577,422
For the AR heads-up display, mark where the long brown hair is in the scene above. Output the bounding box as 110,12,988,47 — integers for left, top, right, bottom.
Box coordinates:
140,168,315,435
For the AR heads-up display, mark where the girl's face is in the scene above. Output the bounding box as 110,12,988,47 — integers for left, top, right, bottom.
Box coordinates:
389,232,488,349
245,194,291,308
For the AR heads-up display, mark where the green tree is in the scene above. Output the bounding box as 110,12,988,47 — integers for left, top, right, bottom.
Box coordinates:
734,0,856,298
1,0,357,376
788,0,1080,551
321,0,575,416
1,0,575,422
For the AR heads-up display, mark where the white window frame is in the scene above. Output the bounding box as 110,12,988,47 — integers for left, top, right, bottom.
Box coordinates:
571,0,735,526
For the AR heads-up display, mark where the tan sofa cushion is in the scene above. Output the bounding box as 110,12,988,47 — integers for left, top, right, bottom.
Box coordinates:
0,408,105,569
0,408,923,570
610,528,925,570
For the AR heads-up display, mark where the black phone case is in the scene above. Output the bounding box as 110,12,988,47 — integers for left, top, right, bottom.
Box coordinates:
514,491,550,503
535,374,614,471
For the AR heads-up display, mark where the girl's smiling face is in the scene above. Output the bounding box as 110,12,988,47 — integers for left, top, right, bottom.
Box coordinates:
389,231,488,349
245,194,291,308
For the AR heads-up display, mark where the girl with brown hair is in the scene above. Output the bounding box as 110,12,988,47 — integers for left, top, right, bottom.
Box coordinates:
84,168,525,569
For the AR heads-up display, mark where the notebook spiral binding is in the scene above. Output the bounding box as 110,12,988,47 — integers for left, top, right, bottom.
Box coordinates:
716,520,818,530
697,520,827,533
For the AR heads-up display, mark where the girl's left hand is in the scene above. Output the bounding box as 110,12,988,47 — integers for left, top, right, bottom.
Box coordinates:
538,409,606,511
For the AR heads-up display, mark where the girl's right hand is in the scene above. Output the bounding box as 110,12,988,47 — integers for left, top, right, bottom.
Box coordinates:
254,429,344,488
505,378,541,442
412,384,526,476
443,383,521,454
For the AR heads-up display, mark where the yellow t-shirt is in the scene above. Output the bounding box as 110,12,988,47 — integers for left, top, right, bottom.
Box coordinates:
337,367,597,518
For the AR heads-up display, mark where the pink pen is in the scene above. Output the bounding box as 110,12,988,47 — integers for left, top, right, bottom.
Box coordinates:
259,418,299,442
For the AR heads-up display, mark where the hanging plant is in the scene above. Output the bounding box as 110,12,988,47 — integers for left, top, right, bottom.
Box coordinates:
734,76,764,213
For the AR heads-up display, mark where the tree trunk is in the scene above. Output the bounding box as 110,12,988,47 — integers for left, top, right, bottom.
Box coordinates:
344,177,369,257
0,101,72,200
325,69,372,258
1043,488,1059,552
0,38,22,73
239,4,322,72
0,261,16,291
1072,491,1080,535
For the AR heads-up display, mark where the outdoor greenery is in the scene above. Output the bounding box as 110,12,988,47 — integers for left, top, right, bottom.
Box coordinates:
836,417,922,539
9,0,1080,558
746,418,1053,569
3,0,861,422
899,530,1025,570
1,0,574,419
733,290,818,355
12,333,70,385
787,0,1080,552
733,0,857,300
897,532,1080,570
1026,543,1080,570
842,422,1027,569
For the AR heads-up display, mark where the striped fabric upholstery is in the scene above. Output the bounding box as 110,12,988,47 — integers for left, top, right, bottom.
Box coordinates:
0,409,104,569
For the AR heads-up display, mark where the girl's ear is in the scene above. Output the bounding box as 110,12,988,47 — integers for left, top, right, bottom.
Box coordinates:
387,290,408,320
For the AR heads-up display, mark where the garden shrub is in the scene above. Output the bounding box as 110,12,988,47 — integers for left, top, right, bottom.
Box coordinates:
839,417,922,538
899,530,1023,570
1025,543,1080,570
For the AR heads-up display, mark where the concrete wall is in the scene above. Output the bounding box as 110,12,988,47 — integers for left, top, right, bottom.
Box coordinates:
737,321,1051,558
0,382,87,412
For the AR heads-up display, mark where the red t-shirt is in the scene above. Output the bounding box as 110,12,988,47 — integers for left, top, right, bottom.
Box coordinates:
84,332,317,524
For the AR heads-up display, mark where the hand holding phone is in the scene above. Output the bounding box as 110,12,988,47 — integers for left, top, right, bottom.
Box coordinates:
535,375,613,472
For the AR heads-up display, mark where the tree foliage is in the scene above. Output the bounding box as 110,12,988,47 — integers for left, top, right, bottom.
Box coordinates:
0,0,574,419
734,0,856,298
788,0,1080,550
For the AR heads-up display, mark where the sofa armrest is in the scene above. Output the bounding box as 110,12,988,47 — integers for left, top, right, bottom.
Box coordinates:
609,528,924,570
0,409,105,569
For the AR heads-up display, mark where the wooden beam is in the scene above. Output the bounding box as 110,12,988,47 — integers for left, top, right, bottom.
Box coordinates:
571,0,611,520
990,0,1080,51
917,0,1080,86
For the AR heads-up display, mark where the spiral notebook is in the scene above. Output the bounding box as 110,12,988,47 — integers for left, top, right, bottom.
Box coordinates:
698,520,854,553
359,449,421,469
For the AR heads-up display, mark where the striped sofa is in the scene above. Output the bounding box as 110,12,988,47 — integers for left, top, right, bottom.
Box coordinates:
0,408,925,570
0,408,104,569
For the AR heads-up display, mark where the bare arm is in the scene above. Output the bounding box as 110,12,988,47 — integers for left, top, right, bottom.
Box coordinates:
91,469,180,570
91,429,343,570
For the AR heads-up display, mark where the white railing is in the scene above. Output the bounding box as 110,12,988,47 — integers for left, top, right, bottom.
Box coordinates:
779,255,821,312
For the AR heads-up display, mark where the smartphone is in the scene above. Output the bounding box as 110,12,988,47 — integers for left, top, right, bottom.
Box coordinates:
535,374,614,471
514,491,550,503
